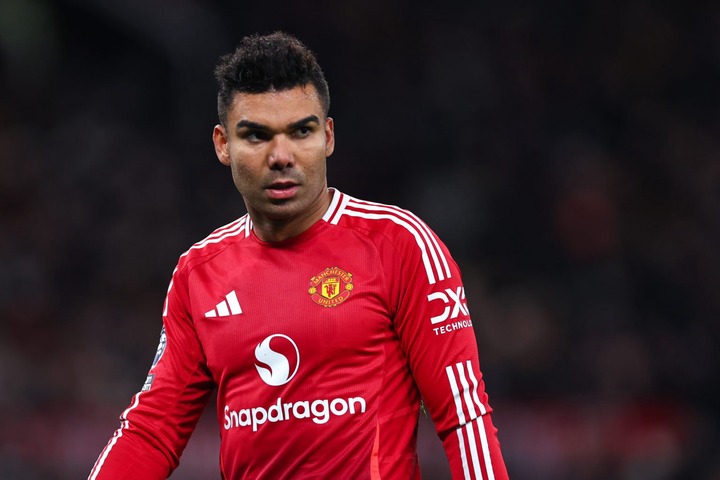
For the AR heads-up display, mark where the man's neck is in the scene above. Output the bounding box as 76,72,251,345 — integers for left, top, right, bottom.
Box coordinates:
250,188,333,242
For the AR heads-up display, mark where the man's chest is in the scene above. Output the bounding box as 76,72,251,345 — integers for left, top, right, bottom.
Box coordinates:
187,242,394,392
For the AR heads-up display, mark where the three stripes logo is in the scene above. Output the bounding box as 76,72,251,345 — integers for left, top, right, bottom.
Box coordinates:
205,290,242,318
446,360,496,480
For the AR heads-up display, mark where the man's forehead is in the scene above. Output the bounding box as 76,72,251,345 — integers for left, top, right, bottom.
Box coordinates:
228,85,323,126
230,85,320,109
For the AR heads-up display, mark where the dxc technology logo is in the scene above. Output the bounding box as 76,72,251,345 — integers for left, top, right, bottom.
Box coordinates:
254,334,300,386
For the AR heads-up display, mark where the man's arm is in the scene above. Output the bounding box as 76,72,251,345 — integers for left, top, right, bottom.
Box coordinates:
391,219,509,480
88,264,214,479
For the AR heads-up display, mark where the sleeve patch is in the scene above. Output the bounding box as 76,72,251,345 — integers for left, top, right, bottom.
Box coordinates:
142,374,155,392
151,327,167,368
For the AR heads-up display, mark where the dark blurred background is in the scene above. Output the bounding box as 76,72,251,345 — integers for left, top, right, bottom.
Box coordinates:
1,0,719,478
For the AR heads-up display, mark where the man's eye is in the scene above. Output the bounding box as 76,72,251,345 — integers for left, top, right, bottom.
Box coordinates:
295,127,311,138
244,131,268,142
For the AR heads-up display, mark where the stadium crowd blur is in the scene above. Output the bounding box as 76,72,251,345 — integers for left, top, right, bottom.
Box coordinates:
1,0,718,478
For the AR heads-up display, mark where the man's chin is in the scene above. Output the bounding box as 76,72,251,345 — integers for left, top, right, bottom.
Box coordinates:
262,201,302,220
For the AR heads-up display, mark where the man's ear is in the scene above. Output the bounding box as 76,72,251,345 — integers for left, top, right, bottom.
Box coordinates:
324,117,335,157
213,124,231,166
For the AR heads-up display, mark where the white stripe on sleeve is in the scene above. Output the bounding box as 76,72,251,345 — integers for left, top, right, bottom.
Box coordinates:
88,392,143,480
447,361,498,480
446,365,473,480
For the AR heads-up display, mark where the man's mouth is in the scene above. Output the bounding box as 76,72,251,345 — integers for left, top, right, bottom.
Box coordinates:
265,182,298,200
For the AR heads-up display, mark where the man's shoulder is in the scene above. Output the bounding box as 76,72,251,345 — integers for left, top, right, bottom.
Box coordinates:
330,191,453,286
328,190,437,241
176,215,251,271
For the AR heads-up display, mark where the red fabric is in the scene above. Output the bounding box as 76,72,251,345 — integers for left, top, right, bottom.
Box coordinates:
89,190,508,479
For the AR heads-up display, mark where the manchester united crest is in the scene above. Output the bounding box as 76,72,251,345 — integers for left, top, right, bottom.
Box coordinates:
308,267,354,307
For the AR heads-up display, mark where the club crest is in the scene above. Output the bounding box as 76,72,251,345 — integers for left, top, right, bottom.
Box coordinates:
308,267,353,307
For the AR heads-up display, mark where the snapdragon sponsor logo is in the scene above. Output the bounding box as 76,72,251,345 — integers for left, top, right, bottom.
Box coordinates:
230,333,367,431
254,334,299,386
224,396,367,432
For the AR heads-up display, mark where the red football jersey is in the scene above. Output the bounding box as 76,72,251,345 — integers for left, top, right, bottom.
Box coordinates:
89,190,508,480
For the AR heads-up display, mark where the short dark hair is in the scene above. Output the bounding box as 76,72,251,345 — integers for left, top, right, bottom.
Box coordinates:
214,31,330,126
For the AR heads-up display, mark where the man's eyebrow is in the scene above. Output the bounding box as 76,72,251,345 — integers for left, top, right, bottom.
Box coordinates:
288,115,320,129
235,120,269,131
235,115,320,133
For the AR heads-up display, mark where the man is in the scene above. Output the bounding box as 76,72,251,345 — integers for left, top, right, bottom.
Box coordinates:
89,32,509,479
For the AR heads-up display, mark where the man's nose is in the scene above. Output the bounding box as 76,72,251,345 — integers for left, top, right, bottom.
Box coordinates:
268,135,295,170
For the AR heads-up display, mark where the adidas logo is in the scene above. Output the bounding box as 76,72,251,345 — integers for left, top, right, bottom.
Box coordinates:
205,290,242,318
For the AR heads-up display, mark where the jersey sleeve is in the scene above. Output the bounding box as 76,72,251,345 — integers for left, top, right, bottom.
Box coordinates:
390,219,509,480
88,261,215,480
